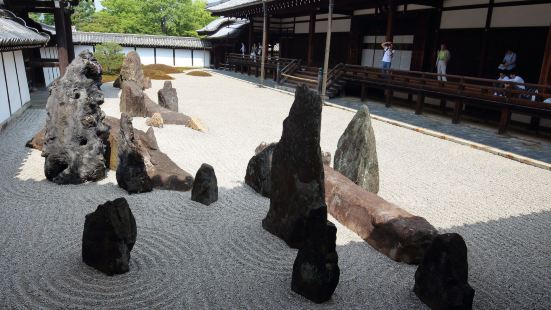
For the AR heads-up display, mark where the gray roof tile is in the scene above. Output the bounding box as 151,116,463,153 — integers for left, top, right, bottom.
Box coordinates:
0,17,50,51
73,32,211,49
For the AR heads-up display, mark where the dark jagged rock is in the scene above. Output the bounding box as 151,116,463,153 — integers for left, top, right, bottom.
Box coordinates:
158,81,178,112
82,198,137,276
334,105,379,193
116,113,153,194
262,84,327,249
191,163,218,205
118,51,144,89
414,233,475,310
120,80,147,117
42,51,109,184
245,142,276,198
291,208,340,304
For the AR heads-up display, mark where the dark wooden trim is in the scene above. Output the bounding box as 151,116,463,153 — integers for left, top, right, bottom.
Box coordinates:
12,51,23,106
415,94,424,114
1,52,12,115
154,47,157,64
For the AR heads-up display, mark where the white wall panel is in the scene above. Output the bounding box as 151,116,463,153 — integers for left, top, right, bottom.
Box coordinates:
135,48,155,65
294,22,309,34
315,19,351,33
74,45,93,56
2,52,22,111
14,50,30,104
192,50,206,67
0,55,10,123
156,48,174,66
491,4,551,27
354,8,376,15
122,47,135,55
174,49,192,67
203,51,211,67
440,8,487,29
361,49,375,67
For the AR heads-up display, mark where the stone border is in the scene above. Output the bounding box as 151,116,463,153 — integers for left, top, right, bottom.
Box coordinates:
324,101,551,171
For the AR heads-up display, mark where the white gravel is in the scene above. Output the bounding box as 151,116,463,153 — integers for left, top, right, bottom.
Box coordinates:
0,71,550,309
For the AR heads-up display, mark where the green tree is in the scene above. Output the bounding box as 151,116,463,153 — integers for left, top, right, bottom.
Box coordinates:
94,42,125,74
72,0,96,30
29,13,54,26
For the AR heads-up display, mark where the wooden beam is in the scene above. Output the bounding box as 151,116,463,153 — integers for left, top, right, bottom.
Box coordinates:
307,11,316,66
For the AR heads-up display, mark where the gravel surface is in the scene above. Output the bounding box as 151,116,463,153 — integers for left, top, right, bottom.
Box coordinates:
0,72,550,309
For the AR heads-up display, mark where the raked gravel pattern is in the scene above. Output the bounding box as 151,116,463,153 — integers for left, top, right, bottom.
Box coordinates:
0,72,550,309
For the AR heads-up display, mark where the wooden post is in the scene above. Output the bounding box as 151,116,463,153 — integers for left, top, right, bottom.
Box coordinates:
478,0,494,76
361,83,367,102
248,16,254,53
415,94,424,115
385,2,395,42
539,22,551,85
53,0,70,76
385,90,393,107
498,107,510,134
452,100,463,123
440,98,447,114
260,1,267,86
307,11,316,66
321,0,334,98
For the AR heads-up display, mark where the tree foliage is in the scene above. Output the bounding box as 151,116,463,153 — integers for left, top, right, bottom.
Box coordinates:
77,0,214,37
94,42,125,74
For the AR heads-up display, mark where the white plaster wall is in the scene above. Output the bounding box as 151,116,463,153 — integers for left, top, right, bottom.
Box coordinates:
491,4,551,27
440,8,488,29
156,48,174,66
14,50,30,104
0,55,10,123
74,45,94,56
174,49,192,67
2,52,22,111
294,22,309,34
136,48,155,65
193,50,207,67
315,19,351,33
122,47,135,55
443,0,489,7
354,8,376,15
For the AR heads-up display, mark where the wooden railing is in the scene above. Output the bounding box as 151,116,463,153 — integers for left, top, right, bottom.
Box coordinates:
342,65,551,134
225,53,298,82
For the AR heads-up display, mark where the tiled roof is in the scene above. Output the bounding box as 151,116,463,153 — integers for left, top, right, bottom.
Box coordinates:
0,17,50,51
206,19,249,40
73,32,211,49
207,0,261,13
197,17,235,34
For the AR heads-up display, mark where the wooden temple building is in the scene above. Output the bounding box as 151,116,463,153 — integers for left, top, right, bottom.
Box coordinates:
206,0,551,133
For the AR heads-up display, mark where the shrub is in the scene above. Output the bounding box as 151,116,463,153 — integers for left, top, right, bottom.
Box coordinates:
143,68,175,80
94,42,125,75
186,70,212,77
143,64,184,74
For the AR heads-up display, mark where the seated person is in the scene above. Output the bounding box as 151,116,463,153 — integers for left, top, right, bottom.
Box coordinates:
494,71,510,96
544,98,551,104
508,71,525,90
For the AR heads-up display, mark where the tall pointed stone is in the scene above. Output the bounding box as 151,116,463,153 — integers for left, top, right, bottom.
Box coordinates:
334,105,379,193
118,51,144,89
262,84,326,248
42,51,109,184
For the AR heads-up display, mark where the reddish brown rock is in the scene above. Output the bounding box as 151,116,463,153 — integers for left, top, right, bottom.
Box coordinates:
324,165,437,264
25,127,45,151
144,96,206,131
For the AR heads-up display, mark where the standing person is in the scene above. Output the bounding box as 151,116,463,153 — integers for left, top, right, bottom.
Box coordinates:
436,43,451,82
240,42,246,57
250,43,257,61
499,48,517,73
380,41,394,73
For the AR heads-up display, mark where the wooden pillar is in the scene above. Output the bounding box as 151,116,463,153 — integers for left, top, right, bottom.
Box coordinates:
321,0,334,98
248,16,254,53
385,2,395,42
307,11,316,66
260,1,268,85
430,2,443,73
478,0,494,77
498,107,510,134
347,15,361,65
539,22,551,85
53,0,70,76
361,83,367,102
385,90,393,107
452,100,463,124
415,94,424,115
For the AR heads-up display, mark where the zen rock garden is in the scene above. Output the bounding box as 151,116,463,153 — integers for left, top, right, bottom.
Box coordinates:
19,50,477,308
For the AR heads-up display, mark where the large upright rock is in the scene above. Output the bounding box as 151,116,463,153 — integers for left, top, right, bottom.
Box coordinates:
120,80,147,117
119,51,144,89
334,105,379,193
414,233,475,310
158,81,178,112
191,163,218,205
262,84,327,249
116,113,153,194
82,198,137,276
245,142,276,198
42,51,109,184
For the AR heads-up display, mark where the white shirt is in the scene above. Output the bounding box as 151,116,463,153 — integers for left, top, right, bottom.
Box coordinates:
509,76,525,90
382,47,393,63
